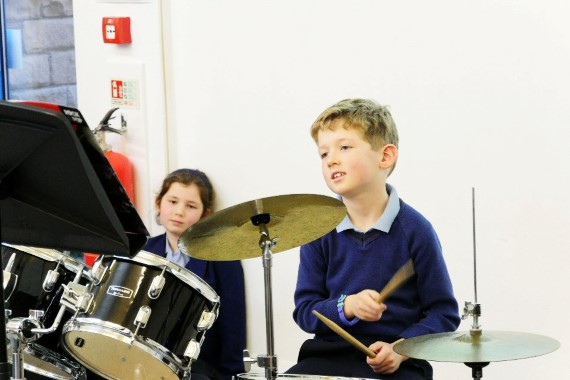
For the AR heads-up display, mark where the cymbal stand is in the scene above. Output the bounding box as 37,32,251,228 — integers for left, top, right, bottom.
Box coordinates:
244,212,279,380
461,187,488,379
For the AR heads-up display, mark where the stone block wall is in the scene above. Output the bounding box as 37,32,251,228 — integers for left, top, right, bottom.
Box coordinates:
5,0,77,107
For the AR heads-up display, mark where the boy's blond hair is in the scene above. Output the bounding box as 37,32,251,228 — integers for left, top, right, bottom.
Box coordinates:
310,98,399,150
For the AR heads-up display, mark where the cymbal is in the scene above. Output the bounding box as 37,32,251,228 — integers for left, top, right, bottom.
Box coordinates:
179,194,346,261
393,330,560,363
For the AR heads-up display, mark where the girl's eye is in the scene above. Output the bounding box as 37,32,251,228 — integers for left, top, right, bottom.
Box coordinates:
340,145,351,151
186,204,197,209
319,152,328,159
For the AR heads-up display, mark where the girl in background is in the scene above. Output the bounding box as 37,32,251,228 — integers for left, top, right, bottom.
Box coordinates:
144,168,246,380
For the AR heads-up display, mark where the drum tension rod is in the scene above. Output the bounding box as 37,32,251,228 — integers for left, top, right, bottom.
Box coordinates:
132,306,152,343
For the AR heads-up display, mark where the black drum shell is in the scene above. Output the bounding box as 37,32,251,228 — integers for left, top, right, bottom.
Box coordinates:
73,254,218,362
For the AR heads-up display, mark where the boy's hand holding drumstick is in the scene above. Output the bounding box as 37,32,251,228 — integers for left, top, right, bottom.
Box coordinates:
312,259,415,357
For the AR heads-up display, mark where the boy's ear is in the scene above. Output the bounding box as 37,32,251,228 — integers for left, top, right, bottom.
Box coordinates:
379,144,398,170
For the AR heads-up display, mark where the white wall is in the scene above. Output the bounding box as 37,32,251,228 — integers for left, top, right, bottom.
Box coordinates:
75,0,570,378
72,0,169,231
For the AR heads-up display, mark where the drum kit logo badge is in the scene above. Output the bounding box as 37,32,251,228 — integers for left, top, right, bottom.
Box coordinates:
106,285,133,299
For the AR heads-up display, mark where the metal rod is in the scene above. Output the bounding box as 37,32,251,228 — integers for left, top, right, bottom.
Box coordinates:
8,337,24,380
258,224,277,380
470,187,482,333
262,241,274,357
471,187,478,304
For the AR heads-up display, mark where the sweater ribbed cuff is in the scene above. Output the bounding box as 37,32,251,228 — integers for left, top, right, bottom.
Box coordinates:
337,294,360,326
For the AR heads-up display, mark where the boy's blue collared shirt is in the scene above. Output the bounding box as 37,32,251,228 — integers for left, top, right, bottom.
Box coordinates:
336,184,400,234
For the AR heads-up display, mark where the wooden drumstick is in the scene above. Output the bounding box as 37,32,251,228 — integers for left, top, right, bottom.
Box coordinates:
376,259,415,304
312,310,377,358
312,260,414,359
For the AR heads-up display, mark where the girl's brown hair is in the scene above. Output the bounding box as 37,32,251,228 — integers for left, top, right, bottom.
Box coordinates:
155,168,215,218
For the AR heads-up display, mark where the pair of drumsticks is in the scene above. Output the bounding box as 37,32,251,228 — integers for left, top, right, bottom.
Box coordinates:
312,259,415,358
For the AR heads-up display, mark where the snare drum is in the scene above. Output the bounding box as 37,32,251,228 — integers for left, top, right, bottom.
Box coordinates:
2,244,88,380
61,251,220,380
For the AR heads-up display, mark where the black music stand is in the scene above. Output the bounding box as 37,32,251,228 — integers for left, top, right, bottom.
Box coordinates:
0,101,149,379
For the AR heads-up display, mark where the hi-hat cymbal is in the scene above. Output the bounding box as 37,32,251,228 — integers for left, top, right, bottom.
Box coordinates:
179,194,346,261
393,330,560,363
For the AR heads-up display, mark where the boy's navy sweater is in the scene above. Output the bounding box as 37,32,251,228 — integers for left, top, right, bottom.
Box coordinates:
293,198,461,346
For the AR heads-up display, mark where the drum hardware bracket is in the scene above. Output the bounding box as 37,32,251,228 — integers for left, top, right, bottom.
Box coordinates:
61,282,93,313
257,355,277,369
30,304,69,336
243,350,256,372
6,314,43,379
462,301,482,335
242,350,276,372
6,313,43,344
242,350,278,376
148,268,167,299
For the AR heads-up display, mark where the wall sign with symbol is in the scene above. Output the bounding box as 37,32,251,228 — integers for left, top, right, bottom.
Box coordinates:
110,79,139,108
102,17,132,44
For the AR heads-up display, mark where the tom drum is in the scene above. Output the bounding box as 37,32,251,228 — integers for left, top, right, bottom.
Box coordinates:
61,251,220,380
2,243,88,380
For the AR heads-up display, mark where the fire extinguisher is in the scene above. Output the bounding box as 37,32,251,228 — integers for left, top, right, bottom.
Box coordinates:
85,108,136,266
94,107,136,202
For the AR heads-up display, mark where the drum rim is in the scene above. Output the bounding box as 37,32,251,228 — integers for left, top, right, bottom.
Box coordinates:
2,243,88,275
101,250,220,304
61,318,187,378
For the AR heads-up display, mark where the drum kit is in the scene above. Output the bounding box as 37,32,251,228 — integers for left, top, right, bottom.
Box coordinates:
1,242,221,380
1,191,344,380
0,102,560,380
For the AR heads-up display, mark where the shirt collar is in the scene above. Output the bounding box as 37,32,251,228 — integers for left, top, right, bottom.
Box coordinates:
165,238,175,255
165,237,190,266
336,183,400,233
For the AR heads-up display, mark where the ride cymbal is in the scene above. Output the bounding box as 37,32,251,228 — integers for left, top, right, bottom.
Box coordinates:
393,330,560,363
179,194,346,261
